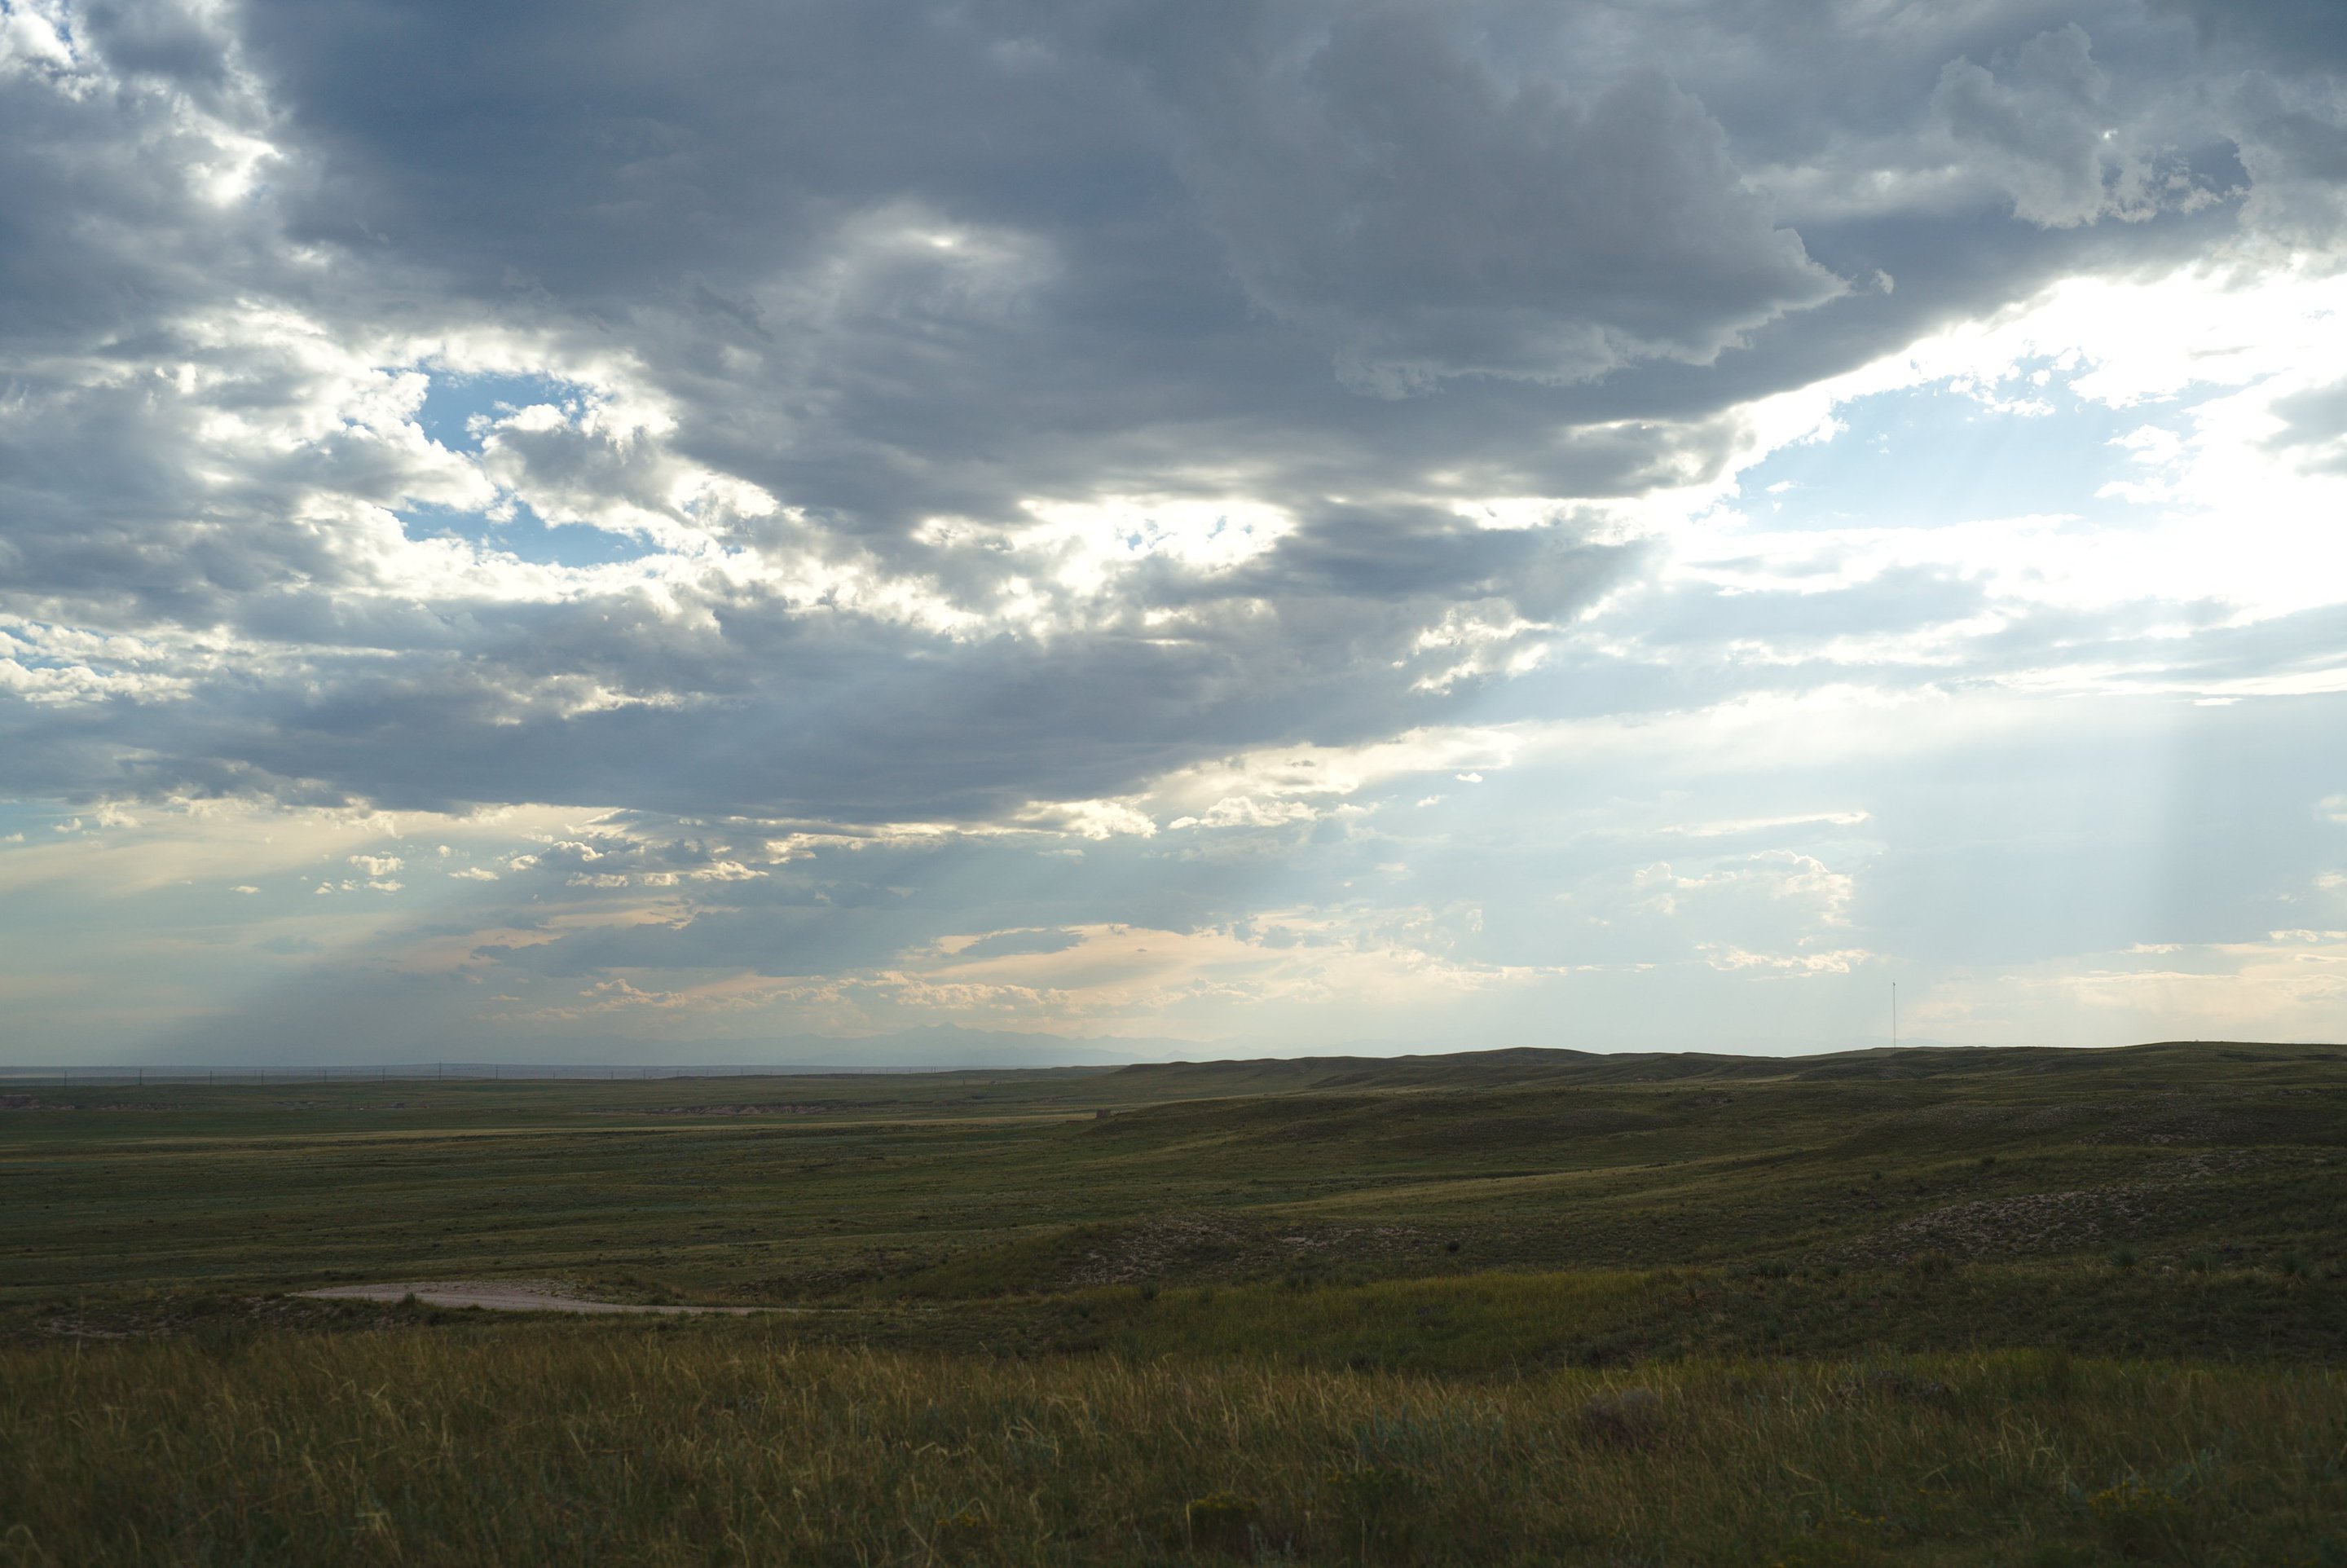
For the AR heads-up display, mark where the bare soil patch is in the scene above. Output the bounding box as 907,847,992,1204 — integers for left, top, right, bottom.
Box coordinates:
587,1103,831,1117
300,1282,771,1315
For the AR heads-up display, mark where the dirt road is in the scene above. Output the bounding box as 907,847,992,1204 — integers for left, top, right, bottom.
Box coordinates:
298,1282,771,1315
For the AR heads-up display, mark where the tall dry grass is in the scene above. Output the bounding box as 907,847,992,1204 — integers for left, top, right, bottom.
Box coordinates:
4,1326,2345,1565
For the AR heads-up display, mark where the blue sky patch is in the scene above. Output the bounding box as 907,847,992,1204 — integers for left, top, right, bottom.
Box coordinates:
1738,375,2160,532
414,372,583,454
396,501,660,569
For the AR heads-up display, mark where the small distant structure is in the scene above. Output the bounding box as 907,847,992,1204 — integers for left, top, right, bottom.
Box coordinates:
1094,1108,1114,1120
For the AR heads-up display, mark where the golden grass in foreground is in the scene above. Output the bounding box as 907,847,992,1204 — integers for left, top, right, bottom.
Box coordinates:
4,1326,2345,1566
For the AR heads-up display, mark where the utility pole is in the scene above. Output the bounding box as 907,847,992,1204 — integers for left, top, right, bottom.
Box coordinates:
1892,981,1898,1050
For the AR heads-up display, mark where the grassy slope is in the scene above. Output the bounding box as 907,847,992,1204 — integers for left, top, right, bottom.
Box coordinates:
5,1041,2347,1564
6,1328,2346,1566
7,1040,2342,1315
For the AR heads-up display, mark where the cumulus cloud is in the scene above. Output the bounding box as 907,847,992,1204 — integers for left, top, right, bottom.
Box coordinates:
0,0,2322,830
1932,25,2216,228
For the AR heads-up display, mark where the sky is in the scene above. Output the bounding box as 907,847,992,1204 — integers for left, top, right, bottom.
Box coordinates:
3,0,2345,1065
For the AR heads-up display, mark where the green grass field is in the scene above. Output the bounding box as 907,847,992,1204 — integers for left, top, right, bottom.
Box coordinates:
5,1041,2346,1563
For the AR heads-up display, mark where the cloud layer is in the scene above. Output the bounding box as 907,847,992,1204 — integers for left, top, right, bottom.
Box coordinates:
2,0,2343,1058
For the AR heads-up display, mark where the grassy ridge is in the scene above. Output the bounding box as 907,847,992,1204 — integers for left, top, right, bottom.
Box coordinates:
7,1326,2347,1566
7,1041,2345,1314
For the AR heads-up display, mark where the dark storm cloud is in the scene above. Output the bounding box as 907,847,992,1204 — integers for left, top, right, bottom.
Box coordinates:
1153,7,1844,390
0,0,2337,826
2153,0,2347,64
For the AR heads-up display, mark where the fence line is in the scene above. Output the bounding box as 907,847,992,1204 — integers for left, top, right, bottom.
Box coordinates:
0,1062,967,1086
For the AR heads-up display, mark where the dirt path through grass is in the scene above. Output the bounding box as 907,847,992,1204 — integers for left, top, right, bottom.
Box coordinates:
299,1282,774,1315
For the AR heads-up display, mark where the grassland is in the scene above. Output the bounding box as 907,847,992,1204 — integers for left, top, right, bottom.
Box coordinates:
4,1041,2345,1563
